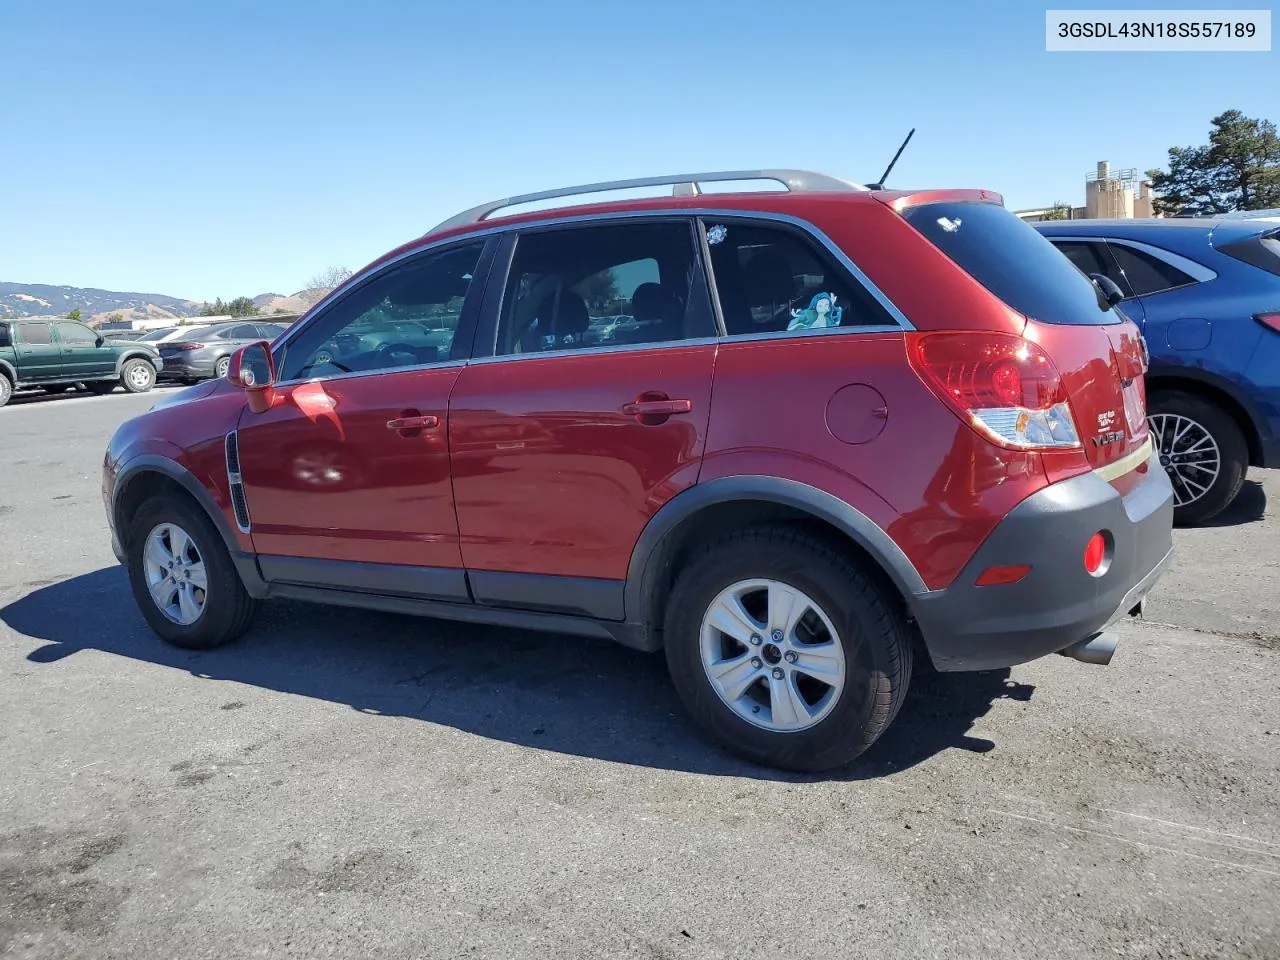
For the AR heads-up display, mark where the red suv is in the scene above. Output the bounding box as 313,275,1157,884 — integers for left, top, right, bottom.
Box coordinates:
102,170,1174,772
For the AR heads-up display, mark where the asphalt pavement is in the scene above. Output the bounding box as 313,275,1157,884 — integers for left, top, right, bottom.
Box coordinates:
1,390,1278,960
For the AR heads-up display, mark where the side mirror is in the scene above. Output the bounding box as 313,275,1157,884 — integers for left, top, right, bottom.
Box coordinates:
96,336,106,347
227,341,277,414
1088,273,1125,308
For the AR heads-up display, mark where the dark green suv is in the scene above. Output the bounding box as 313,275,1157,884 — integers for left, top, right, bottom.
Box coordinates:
0,318,163,407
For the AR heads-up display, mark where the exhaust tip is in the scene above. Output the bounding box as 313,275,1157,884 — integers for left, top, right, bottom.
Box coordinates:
1059,632,1118,666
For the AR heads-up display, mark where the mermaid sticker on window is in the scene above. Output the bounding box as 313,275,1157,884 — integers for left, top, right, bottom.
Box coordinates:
786,292,842,331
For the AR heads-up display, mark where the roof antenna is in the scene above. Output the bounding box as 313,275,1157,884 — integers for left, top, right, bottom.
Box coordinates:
867,128,915,190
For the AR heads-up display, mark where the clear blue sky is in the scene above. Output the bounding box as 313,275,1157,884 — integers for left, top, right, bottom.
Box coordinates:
1,0,1275,301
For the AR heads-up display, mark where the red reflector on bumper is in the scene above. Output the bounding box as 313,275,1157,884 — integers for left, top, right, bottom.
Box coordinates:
1084,533,1107,574
975,564,1032,586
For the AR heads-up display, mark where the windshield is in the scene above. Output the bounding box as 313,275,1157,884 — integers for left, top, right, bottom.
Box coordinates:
902,201,1119,325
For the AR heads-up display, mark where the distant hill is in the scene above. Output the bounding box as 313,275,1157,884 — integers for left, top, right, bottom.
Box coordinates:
1,281,335,325
0,282,199,323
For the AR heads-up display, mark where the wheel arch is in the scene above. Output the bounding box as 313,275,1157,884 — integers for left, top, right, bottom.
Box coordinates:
113,456,267,597
1145,367,1264,467
0,357,16,386
116,350,157,375
624,477,927,648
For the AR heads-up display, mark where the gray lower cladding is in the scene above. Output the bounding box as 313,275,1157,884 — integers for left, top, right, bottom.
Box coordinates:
254,555,645,647
909,452,1175,672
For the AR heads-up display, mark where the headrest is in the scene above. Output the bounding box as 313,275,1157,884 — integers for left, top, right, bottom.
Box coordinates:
742,251,794,307
530,288,590,339
630,282,677,323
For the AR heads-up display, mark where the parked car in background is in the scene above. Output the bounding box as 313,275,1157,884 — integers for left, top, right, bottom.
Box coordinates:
156,321,290,384
0,318,162,405
103,169,1172,773
135,327,195,345
103,330,148,342
1036,218,1280,524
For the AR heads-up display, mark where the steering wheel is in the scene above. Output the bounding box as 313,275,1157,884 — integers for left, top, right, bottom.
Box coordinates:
311,349,352,373
373,341,427,364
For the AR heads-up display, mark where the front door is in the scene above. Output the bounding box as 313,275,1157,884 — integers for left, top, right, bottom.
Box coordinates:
233,239,492,602
12,321,63,381
54,321,117,378
449,219,718,618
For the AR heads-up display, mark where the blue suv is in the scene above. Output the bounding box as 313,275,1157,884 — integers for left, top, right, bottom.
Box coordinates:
1036,217,1280,525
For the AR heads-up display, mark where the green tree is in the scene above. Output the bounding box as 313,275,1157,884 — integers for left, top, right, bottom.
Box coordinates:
1148,110,1280,216
1043,202,1072,221
226,296,258,317
66,308,81,322
199,298,227,316
575,272,620,313
105,312,124,325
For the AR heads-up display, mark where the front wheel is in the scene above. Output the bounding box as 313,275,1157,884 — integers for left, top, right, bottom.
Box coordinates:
121,358,156,393
125,495,257,649
1148,390,1248,526
663,526,912,773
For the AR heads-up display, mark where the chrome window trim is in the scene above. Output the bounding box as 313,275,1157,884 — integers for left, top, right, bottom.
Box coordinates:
273,357,466,389
718,325,906,345
468,337,720,367
1048,235,1218,284
275,207,915,371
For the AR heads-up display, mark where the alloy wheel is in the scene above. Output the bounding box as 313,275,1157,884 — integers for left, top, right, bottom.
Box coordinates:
699,578,846,733
1148,413,1222,507
142,522,209,625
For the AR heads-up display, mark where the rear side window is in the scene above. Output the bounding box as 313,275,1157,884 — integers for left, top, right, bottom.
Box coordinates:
704,220,894,336
1107,244,1195,296
19,322,54,344
0,323,10,347
903,202,1118,325
1217,227,1280,278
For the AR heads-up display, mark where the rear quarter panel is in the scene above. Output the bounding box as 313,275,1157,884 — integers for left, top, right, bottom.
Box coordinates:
703,332,1048,590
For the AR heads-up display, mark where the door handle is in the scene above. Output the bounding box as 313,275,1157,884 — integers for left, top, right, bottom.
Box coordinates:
622,399,693,418
387,414,439,432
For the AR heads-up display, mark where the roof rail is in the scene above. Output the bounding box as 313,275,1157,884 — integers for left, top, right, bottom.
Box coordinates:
427,169,866,235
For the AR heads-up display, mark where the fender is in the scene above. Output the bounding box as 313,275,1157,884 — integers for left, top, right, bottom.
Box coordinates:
112,454,268,598
623,475,930,626
1146,360,1273,453
0,357,16,386
115,349,160,375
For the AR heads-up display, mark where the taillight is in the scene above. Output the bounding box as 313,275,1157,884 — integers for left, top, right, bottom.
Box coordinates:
906,332,1081,450
170,342,202,352
1256,312,1280,334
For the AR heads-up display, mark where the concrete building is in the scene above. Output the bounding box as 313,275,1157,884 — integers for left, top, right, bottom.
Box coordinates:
1016,160,1156,222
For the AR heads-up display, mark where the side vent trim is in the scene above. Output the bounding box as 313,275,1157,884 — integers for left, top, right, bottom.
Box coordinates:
225,431,251,533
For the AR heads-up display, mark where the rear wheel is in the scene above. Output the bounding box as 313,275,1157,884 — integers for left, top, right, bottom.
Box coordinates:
125,495,257,649
121,358,156,393
663,526,912,773
214,356,231,379
1148,390,1247,526
0,375,11,407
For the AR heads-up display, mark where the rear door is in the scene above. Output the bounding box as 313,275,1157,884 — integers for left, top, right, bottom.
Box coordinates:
12,321,63,381
448,218,718,616
903,202,1151,475
54,321,117,378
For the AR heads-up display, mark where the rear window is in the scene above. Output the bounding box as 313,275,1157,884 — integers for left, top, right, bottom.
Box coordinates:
902,201,1119,325
1218,227,1280,277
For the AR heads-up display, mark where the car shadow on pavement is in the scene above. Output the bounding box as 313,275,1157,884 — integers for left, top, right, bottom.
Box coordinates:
3,566,1033,782
1201,479,1268,527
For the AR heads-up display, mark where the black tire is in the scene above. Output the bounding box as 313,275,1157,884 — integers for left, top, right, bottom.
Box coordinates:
0,375,11,407
1148,390,1248,526
86,381,117,395
42,385,72,394
125,494,257,650
120,358,156,393
663,526,912,773
214,356,231,379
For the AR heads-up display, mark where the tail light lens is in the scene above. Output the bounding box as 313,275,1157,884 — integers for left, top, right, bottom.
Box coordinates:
169,342,203,352
906,331,1081,450
1256,312,1280,334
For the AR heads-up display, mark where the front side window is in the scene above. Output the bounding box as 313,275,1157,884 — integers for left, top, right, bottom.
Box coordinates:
56,322,98,345
495,221,709,356
1107,243,1196,297
703,220,894,336
19,322,53,345
279,241,484,382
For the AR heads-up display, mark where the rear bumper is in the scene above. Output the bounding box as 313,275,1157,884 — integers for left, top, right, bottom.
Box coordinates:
910,451,1174,672
157,358,215,380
